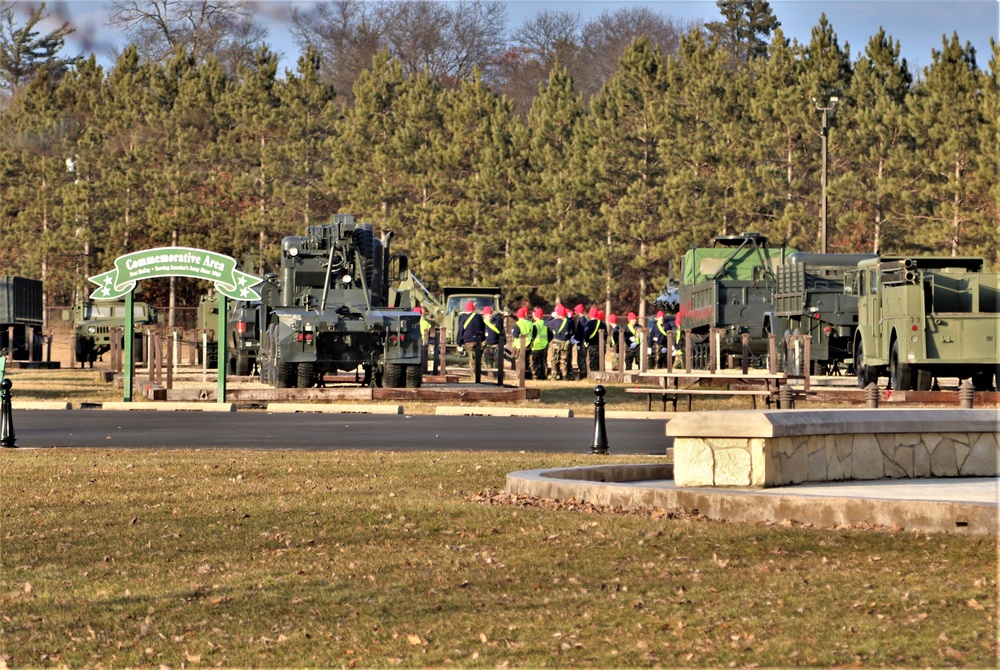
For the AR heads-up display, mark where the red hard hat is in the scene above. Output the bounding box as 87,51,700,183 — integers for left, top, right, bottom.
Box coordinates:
465,301,475,312
556,304,567,317
483,306,493,315
608,314,617,325
575,304,585,315
533,307,543,319
414,306,423,314
517,307,528,319
597,310,605,321
588,306,598,319
627,311,637,321
656,311,665,319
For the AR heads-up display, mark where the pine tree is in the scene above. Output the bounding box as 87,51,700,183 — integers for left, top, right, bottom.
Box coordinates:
704,0,780,66
0,1,74,97
583,37,670,314
831,29,912,254
903,34,991,257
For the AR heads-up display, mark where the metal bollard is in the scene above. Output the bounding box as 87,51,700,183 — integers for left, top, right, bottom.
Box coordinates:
589,385,610,454
778,384,794,410
865,382,879,408
1,378,16,448
959,379,975,409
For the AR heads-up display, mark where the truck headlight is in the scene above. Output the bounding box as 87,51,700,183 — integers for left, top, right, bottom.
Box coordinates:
87,326,97,334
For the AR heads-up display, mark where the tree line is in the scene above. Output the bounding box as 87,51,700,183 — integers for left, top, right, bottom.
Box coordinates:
1,0,996,327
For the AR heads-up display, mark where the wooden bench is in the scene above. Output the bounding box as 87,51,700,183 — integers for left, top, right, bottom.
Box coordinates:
625,386,773,412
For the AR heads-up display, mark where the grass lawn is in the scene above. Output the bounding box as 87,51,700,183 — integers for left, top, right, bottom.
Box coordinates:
2,449,996,668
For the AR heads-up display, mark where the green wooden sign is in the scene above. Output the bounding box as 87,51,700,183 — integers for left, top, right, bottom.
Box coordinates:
88,247,261,301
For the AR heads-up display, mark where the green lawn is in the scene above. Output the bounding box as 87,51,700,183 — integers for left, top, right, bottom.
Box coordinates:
2,449,996,667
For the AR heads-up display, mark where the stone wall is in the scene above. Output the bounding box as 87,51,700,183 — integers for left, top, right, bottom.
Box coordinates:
667,409,999,488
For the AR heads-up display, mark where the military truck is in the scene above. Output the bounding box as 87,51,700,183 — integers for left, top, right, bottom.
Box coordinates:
0,276,44,361
765,252,877,375
64,299,159,367
847,256,999,391
394,275,503,362
677,232,795,366
255,214,423,388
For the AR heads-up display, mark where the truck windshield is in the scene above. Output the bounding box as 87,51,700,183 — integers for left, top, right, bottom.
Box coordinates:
445,297,495,313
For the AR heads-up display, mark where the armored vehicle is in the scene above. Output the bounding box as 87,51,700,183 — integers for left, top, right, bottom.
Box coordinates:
256,214,423,388
678,232,795,366
765,252,876,375
0,276,44,361
64,299,159,367
848,256,999,391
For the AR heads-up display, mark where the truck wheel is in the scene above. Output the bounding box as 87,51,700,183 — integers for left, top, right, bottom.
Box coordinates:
355,223,376,289
234,351,250,377
889,340,913,391
914,369,932,392
384,362,404,388
971,369,995,392
276,362,296,388
855,339,876,388
297,362,315,388
405,364,422,388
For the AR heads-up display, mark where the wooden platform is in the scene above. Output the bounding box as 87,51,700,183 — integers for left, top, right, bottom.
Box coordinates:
162,384,539,403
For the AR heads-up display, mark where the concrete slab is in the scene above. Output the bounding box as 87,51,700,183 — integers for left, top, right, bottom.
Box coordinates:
506,465,998,535
266,403,403,415
12,402,73,410
101,401,236,412
436,406,573,418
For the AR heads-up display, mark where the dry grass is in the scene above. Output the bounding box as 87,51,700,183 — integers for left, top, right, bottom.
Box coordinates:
2,449,996,668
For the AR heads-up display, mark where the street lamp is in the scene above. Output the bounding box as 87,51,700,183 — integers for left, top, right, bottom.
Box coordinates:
813,96,839,254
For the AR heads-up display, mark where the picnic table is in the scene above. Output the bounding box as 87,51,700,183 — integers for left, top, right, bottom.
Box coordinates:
626,370,788,411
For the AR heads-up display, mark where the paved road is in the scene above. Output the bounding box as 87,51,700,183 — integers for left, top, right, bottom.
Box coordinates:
8,410,671,455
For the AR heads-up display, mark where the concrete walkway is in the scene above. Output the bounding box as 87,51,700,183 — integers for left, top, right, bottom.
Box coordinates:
506,465,999,535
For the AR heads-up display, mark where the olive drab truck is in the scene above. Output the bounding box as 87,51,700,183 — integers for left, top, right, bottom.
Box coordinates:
64,299,159,367
0,276,44,362
847,256,999,391
255,214,423,388
765,252,877,375
677,232,795,366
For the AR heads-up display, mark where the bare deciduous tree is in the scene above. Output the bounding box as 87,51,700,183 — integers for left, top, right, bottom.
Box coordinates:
0,0,74,97
106,0,267,74
292,0,507,96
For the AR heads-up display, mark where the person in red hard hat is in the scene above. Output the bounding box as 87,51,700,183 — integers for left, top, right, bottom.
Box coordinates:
529,307,550,380
649,310,672,369
511,306,535,379
456,300,485,375
606,313,620,370
545,304,573,380
623,311,641,370
414,305,432,346
584,306,606,374
481,305,503,370
572,304,588,379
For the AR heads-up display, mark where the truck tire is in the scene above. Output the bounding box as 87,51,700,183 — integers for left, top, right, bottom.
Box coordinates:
276,362,296,388
855,339,877,388
297,362,314,388
405,364,422,388
971,368,995,392
234,351,250,377
889,339,913,391
355,224,376,289
914,369,932,392
383,362,404,388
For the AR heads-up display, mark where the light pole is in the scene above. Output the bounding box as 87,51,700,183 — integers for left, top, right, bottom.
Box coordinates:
813,96,839,254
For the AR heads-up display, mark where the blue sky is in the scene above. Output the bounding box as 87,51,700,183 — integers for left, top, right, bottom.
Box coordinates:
33,1,1000,74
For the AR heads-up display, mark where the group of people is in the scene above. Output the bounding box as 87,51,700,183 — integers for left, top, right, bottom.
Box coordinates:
437,301,682,381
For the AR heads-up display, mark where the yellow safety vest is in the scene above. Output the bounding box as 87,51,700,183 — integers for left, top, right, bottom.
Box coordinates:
531,320,549,351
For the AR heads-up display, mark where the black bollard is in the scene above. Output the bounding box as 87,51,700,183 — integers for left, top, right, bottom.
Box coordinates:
1,378,16,448
589,384,610,454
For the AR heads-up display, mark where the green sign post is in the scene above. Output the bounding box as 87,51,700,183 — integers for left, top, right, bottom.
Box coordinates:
89,247,261,403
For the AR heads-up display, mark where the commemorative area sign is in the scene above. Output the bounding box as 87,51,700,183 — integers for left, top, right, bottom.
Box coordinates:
89,247,261,301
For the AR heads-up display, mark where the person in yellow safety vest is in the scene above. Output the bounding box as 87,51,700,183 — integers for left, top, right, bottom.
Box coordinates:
648,310,671,369
414,306,432,342
530,307,550,380
456,300,485,374
511,306,535,379
544,304,572,380
624,312,641,370
482,305,503,369
606,313,620,370
584,307,606,374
